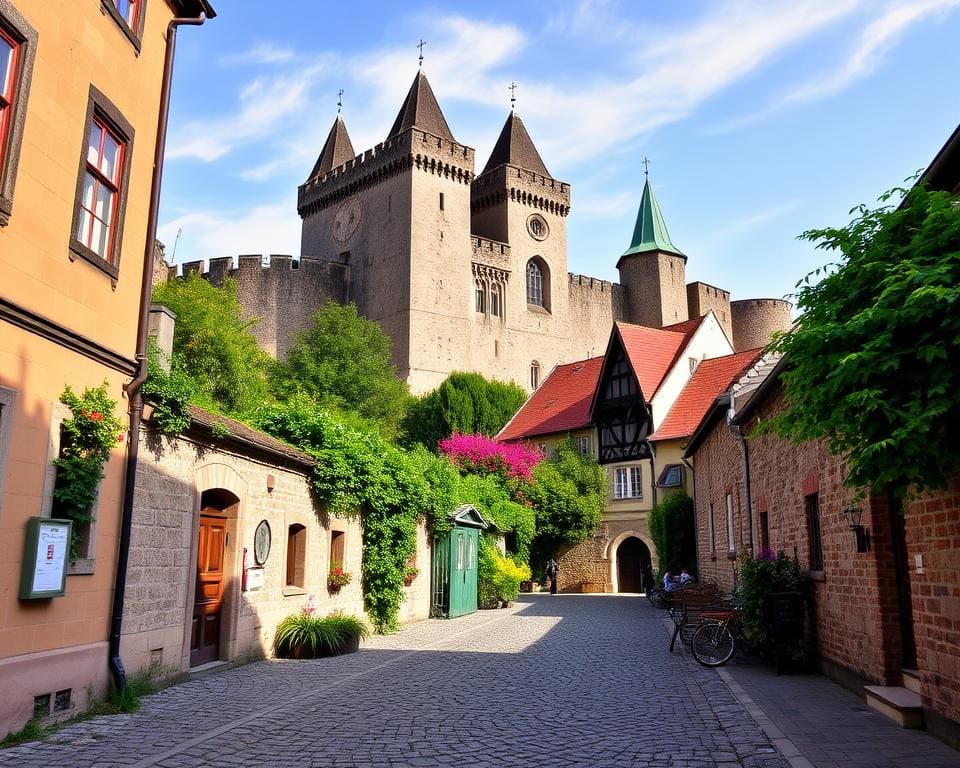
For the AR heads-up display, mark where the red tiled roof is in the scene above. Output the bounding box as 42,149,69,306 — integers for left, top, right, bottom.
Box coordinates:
650,348,764,441
497,357,604,441
616,322,689,399
661,316,705,338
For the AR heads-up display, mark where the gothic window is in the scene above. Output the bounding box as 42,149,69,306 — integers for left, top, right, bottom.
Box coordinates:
490,283,502,317
530,361,541,390
526,258,550,310
475,280,485,313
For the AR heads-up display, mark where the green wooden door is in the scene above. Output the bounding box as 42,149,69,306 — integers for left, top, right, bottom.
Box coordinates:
447,527,479,618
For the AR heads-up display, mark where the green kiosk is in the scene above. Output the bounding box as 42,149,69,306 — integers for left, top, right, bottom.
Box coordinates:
431,505,489,618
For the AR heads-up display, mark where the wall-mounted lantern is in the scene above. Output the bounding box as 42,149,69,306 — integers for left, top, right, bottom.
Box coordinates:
842,507,870,553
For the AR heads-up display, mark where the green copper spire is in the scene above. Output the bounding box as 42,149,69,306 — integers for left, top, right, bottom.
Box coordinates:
621,178,685,259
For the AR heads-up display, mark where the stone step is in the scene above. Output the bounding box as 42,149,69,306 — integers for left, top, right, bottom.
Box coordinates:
902,668,922,694
864,685,924,729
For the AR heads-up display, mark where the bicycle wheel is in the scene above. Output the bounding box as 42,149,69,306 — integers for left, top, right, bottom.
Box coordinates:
692,621,735,667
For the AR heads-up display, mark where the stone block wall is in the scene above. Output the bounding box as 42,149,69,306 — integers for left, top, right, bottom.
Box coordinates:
686,281,732,343
730,298,792,353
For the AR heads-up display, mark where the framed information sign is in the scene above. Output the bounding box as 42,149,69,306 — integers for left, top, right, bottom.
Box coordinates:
20,517,72,599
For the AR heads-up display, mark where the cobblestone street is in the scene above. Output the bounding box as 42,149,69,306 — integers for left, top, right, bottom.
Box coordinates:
1,596,956,768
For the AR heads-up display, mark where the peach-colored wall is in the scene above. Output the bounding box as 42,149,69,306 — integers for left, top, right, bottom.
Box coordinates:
0,0,186,737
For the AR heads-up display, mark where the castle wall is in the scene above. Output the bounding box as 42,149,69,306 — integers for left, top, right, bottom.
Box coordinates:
686,281,732,343
730,298,792,353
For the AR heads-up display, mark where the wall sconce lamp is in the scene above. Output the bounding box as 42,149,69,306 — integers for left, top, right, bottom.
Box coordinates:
266,474,276,493
842,507,870,552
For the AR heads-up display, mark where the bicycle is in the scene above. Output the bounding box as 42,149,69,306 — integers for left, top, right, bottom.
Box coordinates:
690,601,742,667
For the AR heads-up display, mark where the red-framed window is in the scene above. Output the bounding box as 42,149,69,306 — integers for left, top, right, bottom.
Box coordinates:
0,25,20,176
76,116,125,262
112,0,141,30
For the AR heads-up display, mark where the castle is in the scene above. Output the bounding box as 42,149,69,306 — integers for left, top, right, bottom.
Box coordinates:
173,70,791,394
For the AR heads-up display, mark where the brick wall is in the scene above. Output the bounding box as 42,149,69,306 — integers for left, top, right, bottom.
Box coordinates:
906,477,960,725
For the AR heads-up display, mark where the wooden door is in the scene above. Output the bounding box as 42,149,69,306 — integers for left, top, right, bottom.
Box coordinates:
191,512,226,667
617,537,646,593
447,528,479,618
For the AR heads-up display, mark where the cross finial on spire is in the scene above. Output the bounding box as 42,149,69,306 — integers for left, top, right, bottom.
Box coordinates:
417,39,426,68
509,82,517,111
337,89,344,114
642,156,651,178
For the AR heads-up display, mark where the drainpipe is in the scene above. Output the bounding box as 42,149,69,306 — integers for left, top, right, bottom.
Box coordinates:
682,456,698,576
109,11,208,693
728,412,754,556
646,438,657,509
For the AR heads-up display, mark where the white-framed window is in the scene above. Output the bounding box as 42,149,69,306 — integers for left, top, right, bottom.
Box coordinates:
614,466,643,499
725,492,735,553
689,357,699,373
530,361,541,390
576,435,590,457
475,280,485,313
490,283,502,317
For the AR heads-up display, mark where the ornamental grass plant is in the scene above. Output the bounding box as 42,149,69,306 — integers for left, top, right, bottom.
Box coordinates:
273,600,369,659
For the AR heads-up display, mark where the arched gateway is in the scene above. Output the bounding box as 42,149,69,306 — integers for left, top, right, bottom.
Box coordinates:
613,535,653,592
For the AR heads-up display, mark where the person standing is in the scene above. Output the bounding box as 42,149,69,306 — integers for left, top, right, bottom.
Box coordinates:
546,559,559,595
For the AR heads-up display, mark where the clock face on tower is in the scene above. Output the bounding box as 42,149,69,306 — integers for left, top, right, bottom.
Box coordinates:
333,197,363,243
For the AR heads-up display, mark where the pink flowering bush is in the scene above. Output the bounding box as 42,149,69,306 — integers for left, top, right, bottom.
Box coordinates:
439,433,543,481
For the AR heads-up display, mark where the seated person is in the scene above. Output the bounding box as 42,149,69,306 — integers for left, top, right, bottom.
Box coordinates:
663,571,679,592
679,568,694,585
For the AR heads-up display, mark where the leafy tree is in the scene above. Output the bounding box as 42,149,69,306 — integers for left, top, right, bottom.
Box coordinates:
273,301,409,437
527,438,606,572
152,273,272,417
402,372,527,449
769,184,960,494
648,492,696,578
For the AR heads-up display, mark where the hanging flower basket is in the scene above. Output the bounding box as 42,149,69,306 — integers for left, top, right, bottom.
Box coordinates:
328,561,352,591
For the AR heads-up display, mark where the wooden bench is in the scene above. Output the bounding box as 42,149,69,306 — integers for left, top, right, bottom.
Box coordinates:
668,584,727,652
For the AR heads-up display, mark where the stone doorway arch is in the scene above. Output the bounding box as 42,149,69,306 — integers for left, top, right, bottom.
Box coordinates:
607,531,657,593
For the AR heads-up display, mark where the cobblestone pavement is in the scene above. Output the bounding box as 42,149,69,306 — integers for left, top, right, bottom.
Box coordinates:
1,595,787,768
719,655,960,768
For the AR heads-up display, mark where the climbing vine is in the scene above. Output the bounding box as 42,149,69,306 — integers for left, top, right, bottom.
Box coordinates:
53,384,125,560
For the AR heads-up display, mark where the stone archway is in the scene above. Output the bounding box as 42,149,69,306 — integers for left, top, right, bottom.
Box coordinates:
607,530,657,593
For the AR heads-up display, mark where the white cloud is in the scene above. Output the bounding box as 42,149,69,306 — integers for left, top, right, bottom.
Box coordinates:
783,0,959,104
158,196,301,263
167,61,331,162
220,42,296,66
714,202,801,241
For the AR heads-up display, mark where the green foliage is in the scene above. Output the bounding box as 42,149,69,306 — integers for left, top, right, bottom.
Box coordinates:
273,301,410,438
152,273,272,418
210,421,231,440
255,398,424,632
527,438,605,571
402,372,527,449
769,184,960,494
648,492,696,577
53,384,125,560
478,539,531,608
273,610,369,658
737,551,803,659
0,717,44,747
143,341,194,435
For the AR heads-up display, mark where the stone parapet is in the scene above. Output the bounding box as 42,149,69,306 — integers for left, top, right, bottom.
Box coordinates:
471,236,511,267
298,129,475,217
471,164,571,217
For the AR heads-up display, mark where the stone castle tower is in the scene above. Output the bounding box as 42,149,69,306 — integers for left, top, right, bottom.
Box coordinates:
175,71,791,394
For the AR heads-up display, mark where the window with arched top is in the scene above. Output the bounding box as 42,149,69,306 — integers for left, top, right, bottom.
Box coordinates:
526,258,550,311
530,361,541,390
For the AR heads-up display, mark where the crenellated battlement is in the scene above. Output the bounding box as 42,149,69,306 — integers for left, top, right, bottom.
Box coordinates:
568,273,618,293
298,129,475,217
167,254,333,283
471,236,511,266
471,164,571,217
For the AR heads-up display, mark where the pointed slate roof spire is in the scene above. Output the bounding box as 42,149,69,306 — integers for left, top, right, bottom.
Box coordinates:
621,178,685,259
308,115,356,180
481,111,551,177
387,71,455,141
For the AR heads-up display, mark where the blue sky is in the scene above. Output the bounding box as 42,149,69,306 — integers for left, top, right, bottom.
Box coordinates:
158,0,960,305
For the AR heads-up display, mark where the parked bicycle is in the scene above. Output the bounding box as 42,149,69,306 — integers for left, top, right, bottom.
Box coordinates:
690,599,743,667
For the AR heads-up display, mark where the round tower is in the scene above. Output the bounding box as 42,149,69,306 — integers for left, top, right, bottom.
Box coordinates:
730,298,793,352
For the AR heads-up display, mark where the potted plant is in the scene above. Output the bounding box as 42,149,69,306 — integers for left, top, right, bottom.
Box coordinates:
403,562,419,587
328,560,352,591
274,598,369,659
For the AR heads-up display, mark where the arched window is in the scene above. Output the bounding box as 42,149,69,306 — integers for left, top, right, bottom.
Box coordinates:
475,279,486,313
530,361,541,390
526,261,543,306
490,283,502,317
286,523,307,588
